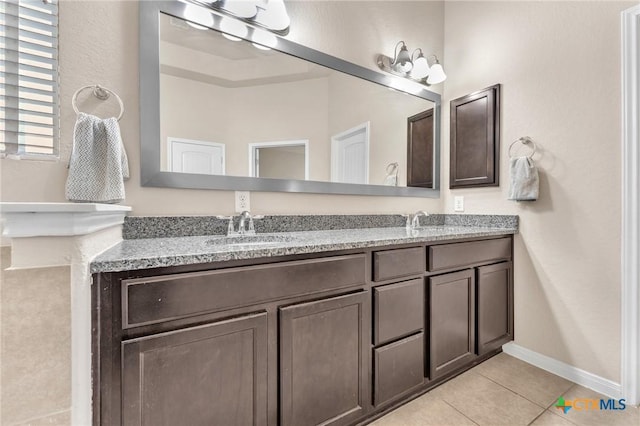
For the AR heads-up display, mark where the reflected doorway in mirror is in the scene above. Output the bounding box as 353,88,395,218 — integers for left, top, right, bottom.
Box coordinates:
166,137,225,175
331,122,370,185
248,140,309,180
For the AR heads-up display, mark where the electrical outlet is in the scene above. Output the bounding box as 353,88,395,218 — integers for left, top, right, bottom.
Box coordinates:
235,191,250,213
454,196,464,212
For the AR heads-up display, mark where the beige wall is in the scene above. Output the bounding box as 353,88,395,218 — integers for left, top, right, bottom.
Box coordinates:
162,64,435,184
0,248,71,425
160,73,231,170
0,0,631,395
0,0,445,215
160,74,329,178
233,79,330,179
442,1,634,382
328,72,434,186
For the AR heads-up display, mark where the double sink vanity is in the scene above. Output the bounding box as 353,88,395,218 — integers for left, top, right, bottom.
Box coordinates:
91,213,517,426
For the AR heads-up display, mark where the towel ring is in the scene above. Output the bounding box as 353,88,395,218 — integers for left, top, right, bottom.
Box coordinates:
72,84,124,121
508,136,537,159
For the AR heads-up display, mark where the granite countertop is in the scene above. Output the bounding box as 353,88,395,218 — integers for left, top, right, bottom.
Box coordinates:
91,225,517,274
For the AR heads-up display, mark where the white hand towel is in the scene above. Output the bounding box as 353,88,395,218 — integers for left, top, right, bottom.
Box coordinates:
65,113,129,203
508,156,539,201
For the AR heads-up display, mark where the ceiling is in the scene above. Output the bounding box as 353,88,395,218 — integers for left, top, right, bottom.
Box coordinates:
159,13,331,87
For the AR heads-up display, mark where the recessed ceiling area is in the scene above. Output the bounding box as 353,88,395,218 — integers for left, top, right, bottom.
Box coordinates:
159,13,331,87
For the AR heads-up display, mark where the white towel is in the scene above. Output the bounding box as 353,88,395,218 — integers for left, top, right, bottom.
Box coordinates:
508,156,539,201
65,113,129,203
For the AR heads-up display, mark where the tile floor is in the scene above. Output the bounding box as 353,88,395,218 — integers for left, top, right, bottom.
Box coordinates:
371,353,640,426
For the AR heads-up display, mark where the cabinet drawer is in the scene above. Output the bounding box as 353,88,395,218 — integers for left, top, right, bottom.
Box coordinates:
374,333,424,406
123,254,366,328
428,237,511,272
373,279,424,345
373,247,425,281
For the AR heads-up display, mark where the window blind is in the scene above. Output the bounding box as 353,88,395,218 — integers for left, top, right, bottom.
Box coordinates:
0,0,59,158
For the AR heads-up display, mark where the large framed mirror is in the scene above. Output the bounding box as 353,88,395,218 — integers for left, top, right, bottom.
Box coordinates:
140,1,441,197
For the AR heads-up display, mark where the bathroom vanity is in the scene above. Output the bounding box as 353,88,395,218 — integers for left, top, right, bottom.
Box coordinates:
91,220,515,426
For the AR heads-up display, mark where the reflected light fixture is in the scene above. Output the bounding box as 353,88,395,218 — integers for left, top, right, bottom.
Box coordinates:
183,3,214,29
184,0,291,35
251,28,278,50
220,16,248,41
377,41,446,86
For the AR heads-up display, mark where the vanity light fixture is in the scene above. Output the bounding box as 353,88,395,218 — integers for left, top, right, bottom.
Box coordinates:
185,0,291,35
377,41,447,85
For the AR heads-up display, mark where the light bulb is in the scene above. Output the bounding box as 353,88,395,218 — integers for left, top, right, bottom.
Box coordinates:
221,0,259,18
392,44,413,73
254,0,290,32
426,63,446,84
183,3,213,30
410,55,430,79
220,17,248,41
252,29,278,50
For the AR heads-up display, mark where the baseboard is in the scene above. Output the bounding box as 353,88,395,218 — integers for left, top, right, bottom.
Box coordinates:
502,342,622,400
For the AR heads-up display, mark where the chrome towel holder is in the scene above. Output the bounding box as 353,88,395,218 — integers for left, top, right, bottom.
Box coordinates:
71,84,124,121
508,136,537,159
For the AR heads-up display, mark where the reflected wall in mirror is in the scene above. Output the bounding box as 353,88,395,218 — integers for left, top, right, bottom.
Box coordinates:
140,1,441,197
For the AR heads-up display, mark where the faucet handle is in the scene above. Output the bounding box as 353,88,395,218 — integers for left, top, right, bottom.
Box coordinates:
400,214,411,229
411,210,430,228
247,215,264,234
216,215,235,235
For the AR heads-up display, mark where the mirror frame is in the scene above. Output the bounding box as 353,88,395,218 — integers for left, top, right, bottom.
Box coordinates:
140,1,441,197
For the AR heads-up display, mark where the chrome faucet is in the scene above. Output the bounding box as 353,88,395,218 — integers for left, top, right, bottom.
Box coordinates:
409,210,430,230
217,211,263,236
238,210,253,235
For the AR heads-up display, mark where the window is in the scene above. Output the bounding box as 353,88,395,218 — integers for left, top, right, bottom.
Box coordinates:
0,0,59,158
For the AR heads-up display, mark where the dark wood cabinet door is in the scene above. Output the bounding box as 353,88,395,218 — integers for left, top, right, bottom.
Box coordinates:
477,262,513,355
450,84,500,188
121,312,268,426
279,292,369,426
429,270,476,379
407,109,434,188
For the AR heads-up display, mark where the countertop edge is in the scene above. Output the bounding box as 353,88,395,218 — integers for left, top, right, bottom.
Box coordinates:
90,227,517,274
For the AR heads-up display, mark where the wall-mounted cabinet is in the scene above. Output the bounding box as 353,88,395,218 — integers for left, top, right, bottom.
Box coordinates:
450,84,501,189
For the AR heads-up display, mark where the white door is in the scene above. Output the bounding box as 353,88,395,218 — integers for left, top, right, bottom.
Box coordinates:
331,122,370,184
167,138,225,175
